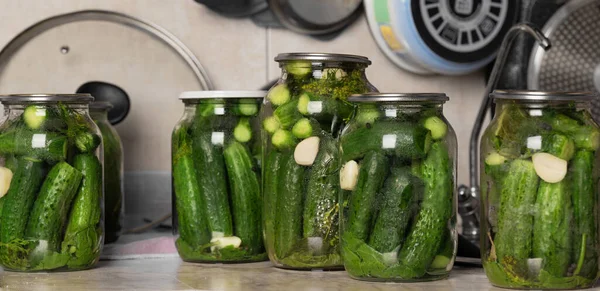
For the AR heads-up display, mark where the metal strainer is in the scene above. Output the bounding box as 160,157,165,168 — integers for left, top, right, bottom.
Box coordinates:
528,0,600,120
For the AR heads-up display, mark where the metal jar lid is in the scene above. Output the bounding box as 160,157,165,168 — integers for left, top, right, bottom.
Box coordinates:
88,101,114,111
491,90,596,102
179,91,266,100
274,53,371,65
0,93,94,104
348,93,449,103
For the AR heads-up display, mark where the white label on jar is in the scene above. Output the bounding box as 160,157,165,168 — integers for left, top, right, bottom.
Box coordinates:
382,134,397,149
35,108,46,116
312,70,323,79
527,135,542,150
529,109,543,117
214,105,225,115
307,101,323,114
385,109,397,117
211,132,225,146
31,133,46,148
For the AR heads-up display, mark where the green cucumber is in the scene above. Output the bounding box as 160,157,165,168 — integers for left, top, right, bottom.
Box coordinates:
355,104,381,125
271,129,296,149
233,118,252,143
267,84,291,106
292,118,313,139
74,132,101,153
340,121,431,161
24,105,46,130
25,162,83,252
263,151,285,251
274,154,306,258
0,130,67,162
274,100,302,129
192,133,233,238
224,141,263,254
549,114,600,151
542,133,574,160
235,100,259,116
397,142,453,278
296,93,353,121
173,151,211,249
62,154,102,268
494,159,540,274
0,157,45,243
368,167,418,253
303,135,340,243
285,61,311,77
423,116,448,140
263,116,281,134
570,150,598,278
346,151,389,241
533,180,572,277
4,155,17,172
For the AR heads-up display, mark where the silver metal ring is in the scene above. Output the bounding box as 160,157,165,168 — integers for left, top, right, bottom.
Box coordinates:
0,10,214,90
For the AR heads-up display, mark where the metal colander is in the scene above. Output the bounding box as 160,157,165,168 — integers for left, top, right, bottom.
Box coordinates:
528,0,600,121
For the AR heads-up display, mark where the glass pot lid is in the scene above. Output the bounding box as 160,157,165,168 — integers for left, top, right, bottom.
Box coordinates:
0,10,213,173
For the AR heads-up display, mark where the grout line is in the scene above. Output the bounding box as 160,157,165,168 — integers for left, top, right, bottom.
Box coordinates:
266,27,271,83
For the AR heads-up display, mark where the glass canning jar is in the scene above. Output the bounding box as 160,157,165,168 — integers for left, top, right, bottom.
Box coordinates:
172,91,267,263
89,102,124,244
480,90,600,289
261,52,377,270
339,93,457,282
0,94,104,272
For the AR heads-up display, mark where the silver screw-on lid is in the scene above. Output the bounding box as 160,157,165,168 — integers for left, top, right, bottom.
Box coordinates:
348,93,449,102
0,93,94,104
491,90,595,101
274,53,371,65
179,91,266,100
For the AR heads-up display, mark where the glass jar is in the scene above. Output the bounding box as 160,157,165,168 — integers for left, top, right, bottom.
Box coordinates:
480,90,600,289
172,91,267,263
261,53,377,270
339,93,457,281
0,94,104,272
89,102,124,244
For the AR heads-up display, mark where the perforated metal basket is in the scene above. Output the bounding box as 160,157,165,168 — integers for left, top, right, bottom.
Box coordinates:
528,0,600,121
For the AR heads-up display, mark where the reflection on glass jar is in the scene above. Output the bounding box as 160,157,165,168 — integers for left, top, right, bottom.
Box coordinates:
0,94,104,271
89,101,124,244
339,93,457,282
480,90,600,289
172,91,267,263
261,53,377,270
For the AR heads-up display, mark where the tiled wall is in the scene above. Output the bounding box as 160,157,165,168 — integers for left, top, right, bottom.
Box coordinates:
0,0,486,216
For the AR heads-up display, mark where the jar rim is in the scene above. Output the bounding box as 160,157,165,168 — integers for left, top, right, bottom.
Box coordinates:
491,90,596,101
89,101,114,111
348,93,449,103
275,53,371,65
179,91,266,100
0,93,94,104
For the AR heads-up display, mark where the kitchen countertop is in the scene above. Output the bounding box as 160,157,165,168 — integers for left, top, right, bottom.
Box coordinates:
0,257,540,291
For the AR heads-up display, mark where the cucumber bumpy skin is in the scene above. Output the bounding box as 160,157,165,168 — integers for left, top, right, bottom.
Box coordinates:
533,180,572,277
223,141,264,254
274,154,306,259
0,131,68,162
62,154,103,268
368,167,418,253
570,150,598,278
191,133,234,238
345,151,389,241
396,142,453,278
25,162,83,252
494,159,540,275
340,121,432,162
0,158,45,243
